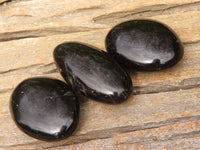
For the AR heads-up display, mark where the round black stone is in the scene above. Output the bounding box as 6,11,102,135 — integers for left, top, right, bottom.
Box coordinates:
10,78,79,141
54,42,132,104
105,20,183,71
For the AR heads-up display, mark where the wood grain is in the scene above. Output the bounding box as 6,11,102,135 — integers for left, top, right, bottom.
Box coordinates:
1,0,200,149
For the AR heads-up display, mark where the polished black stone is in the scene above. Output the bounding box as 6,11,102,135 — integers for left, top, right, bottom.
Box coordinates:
54,42,132,104
10,78,79,141
105,20,183,71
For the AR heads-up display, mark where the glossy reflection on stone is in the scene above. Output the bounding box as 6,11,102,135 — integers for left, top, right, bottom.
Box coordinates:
10,78,79,141
54,42,132,104
105,20,183,71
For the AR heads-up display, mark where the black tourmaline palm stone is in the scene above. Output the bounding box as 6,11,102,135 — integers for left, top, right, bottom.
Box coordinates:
10,78,79,141
54,42,132,104
105,20,183,71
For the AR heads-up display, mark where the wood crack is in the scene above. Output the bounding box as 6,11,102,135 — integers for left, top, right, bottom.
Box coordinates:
0,88,13,93
0,0,13,5
0,0,30,6
0,63,43,74
0,62,55,75
93,1,200,24
72,5,104,13
183,39,200,45
133,76,200,95
122,130,200,145
0,26,104,42
4,115,200,149
42,68,58,74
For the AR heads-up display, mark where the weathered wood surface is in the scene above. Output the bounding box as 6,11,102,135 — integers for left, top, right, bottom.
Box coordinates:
1,0,200,149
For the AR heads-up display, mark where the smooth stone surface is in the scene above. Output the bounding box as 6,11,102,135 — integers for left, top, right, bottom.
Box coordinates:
10,78,79,141
54,42,132,104
105,20,183,71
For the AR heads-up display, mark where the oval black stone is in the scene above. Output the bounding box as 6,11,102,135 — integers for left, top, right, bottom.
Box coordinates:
10,78,79,141
105,20,183,71
54,42,132,104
